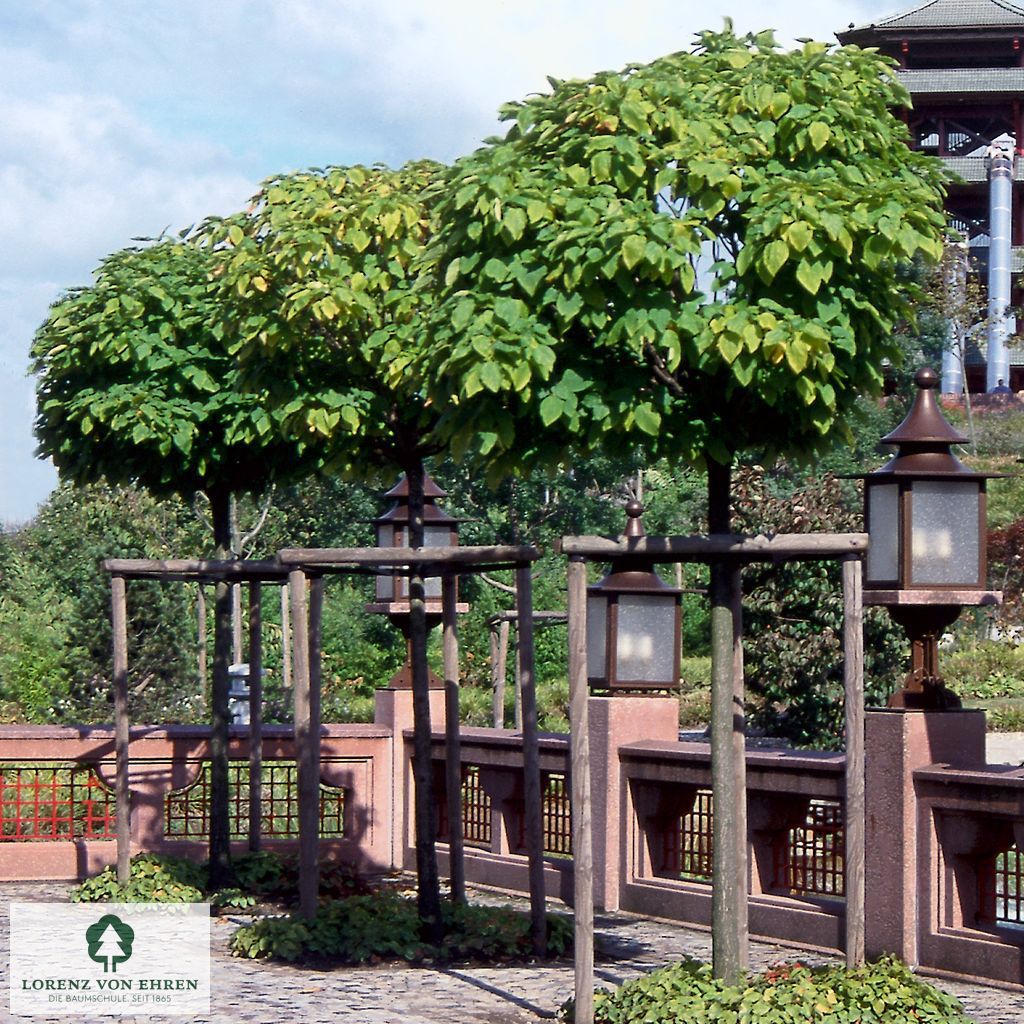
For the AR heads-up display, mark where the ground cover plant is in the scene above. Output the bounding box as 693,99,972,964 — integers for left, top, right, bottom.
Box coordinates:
230,890,572,964
69,850,367,908
571,956,973,1024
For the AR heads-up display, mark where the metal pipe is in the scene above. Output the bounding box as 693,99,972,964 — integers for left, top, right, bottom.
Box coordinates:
987,143,1014,392
941,240,967,396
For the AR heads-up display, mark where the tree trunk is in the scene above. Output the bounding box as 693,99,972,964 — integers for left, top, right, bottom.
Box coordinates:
208,487,234,890
707,459,748,982
406,460,443,944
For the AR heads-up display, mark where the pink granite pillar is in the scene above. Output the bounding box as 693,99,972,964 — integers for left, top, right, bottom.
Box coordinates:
589,695,678,911
374,687,446,870
864,708,986,964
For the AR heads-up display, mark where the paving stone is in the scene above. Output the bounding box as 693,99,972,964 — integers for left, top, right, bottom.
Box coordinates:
0,881,1021,1022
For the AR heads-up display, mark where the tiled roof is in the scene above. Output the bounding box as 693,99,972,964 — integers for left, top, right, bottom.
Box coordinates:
898,67,1024,91
941,156,1024,181
844,0,1024,33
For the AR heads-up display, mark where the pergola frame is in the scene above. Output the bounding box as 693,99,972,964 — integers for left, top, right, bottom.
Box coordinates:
557,531,868,1024
104,544,547,952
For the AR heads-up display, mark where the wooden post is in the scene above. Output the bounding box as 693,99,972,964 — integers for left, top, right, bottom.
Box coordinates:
490,618,510,728
111,574,131,885
290,569,317,920
843,555,866,967
248,581,263,853
517,564,547,956
442,575,466,904
232,582,243,665
710,562,749,982
513,628,523,731
281,585,292,704
197,584,207,695
567,557,594,1023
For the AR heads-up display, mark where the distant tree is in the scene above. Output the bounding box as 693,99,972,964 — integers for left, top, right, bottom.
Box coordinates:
31,239,327,886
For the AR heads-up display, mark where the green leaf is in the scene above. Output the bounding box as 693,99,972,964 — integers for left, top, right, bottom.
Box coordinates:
633,403,661,435
539,393,565,426
479,361,503,393
761,239,790,281
808,122,831,151
621,235,646,271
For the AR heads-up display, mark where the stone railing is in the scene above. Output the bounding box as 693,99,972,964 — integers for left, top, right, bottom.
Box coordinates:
0,722,392,880
3,694,1024,989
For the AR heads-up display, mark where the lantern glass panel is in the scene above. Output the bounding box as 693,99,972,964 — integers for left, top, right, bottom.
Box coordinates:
615,593,677,683
586,594,608,680
866,482,900,583
910,480,980,585
422,525,451,598
376,525,394,600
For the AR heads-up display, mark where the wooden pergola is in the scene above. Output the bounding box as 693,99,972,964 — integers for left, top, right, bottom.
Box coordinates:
104,544,548,949
558,531,868,1024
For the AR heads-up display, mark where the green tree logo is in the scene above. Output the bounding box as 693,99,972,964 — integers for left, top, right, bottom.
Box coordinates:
86,914,135,973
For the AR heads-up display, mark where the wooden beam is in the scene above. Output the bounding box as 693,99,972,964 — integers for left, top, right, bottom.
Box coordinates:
290,569,317,920
490,618,510,728
102,558,290,580
558,532,869,561
111,574,130,885
277,544,540,567
843,555,866,968
517,564,547,957
248,581,263,853
442,575,466,905
567,557,594,1023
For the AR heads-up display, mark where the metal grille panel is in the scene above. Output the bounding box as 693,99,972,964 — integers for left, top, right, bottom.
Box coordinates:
660,789,714,881
164,761,344,841
0,765,115,841
774,800,845,899
541,772,572,857
980,846,1024,926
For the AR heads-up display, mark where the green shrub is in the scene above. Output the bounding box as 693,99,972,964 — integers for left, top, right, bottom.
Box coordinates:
70,853,207,904
573,956,972,1024
231,890,572,964
944,641,1024,701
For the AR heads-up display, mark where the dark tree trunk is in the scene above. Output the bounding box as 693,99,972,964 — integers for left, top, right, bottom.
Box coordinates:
706,458,749,981
208,486,234,890
406,459,443,944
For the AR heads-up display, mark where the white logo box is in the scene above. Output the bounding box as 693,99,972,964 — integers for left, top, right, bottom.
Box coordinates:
9,903,210,1017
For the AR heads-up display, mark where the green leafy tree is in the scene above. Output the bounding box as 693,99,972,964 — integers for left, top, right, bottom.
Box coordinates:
199,160,449,937
31,239,327,887
418,26,946,981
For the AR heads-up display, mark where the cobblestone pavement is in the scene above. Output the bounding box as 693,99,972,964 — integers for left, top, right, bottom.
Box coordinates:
1,881,1023,1023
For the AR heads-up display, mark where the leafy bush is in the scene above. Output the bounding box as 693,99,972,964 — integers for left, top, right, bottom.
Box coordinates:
71,853,207,904
231,890,572,964
944,641,1024,701
734,469,904,748
573,956,973,1024
69,850,369,907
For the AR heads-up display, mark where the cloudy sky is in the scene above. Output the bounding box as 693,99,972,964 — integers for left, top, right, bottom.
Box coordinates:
1,0,892,525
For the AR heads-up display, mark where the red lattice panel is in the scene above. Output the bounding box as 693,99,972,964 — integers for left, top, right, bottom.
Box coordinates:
541,772,572,857
436,765,492,849
773,800,845,899
0,764,115,841
979,846,1024,926
660,789,714,881
164,761,344,841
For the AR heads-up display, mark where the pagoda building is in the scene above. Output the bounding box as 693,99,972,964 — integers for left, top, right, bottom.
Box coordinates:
839,0,1024,393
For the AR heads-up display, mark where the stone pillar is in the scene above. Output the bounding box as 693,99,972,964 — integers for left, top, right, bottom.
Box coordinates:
864,708,986,963
374,687,445,870
588,695,678,911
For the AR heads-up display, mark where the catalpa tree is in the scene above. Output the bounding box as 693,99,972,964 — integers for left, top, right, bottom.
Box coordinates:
416,26,947,982
198,161,450,938
419,27,947,501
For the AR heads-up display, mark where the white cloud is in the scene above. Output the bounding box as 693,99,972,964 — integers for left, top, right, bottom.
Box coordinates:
0,0,904,522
